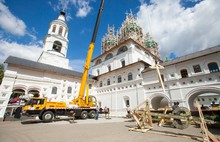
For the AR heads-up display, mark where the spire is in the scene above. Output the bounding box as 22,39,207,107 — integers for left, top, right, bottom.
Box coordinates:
58,11,66,21
130,9,133,15
38,11,69,69
125,10,129,18
60,11,65,16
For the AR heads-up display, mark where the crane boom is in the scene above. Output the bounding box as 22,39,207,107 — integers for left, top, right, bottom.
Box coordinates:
76,0,104,107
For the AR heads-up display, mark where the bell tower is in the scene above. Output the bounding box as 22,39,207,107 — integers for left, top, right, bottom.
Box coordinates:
38,11,69,69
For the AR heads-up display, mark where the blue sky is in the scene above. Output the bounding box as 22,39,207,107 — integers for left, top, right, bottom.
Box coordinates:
0,0,220,72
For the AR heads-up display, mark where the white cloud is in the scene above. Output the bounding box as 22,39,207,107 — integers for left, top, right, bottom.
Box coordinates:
66,15,72,21
0,1,26,36
59,0,71,11
0,40,42,64
136,0,220,60
69,59,85,72
50,0,93,19
184,0,202,2
75,0,92,18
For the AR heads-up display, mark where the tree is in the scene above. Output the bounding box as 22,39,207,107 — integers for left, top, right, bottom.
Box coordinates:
0,64,4,85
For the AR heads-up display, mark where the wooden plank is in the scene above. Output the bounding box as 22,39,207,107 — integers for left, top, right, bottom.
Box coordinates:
195,101,210,142
207,130,220,142
128,127,150,133
158,108,168,127
132,114,142,129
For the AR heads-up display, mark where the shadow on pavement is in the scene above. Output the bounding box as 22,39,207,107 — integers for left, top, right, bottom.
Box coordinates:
21,118,73,125
21,119,43,124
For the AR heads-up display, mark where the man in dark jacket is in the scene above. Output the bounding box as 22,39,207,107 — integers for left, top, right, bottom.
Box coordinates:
14,107,22,119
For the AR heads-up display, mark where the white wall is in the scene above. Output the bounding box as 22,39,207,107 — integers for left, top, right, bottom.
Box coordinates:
143,51,220,110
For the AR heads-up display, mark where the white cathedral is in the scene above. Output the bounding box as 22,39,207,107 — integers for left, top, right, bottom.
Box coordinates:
0,11,219,120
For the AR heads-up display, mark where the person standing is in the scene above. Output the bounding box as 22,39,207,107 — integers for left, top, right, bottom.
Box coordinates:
104,106,108,118
126,106,131,118
95,105,99,120
14,106,22,119
172,102,177,111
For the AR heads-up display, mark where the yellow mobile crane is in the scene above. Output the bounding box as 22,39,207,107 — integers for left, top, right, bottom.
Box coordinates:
22,0,104,122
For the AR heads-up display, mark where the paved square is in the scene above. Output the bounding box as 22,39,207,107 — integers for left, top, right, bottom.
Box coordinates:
0,117,219,142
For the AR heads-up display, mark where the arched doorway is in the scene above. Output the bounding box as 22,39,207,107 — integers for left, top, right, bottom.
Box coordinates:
150,94,169,110
28,90,40,97
9,89,25,104
186,87,220,110
6,88,26,117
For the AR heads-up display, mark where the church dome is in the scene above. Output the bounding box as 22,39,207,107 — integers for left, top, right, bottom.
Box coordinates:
118,11,143,44
145,33,158,48
101,26,118,53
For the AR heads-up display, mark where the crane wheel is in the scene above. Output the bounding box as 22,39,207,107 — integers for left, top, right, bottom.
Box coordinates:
42,111,54,122
88,110,95,118
81,111,88,119
172,107,191,129
38,115,43,120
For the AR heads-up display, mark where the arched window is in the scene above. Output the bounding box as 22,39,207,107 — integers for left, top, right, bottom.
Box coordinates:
180,69,188,78
100,81,102,87
52,25,56,33
193,64,202,73
123,96,130,107
128,72,133,81
108,65,111,72
117,46,128,55
118,75,122,83
95,59,102,65
208,62,219,73
52,87,57,94
59,26,63,36
67,87,72,94
64,30,67,37
97,69,100,76
121,59,125,67
105,53,113,61
107,79,110,85
52,41,62,52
